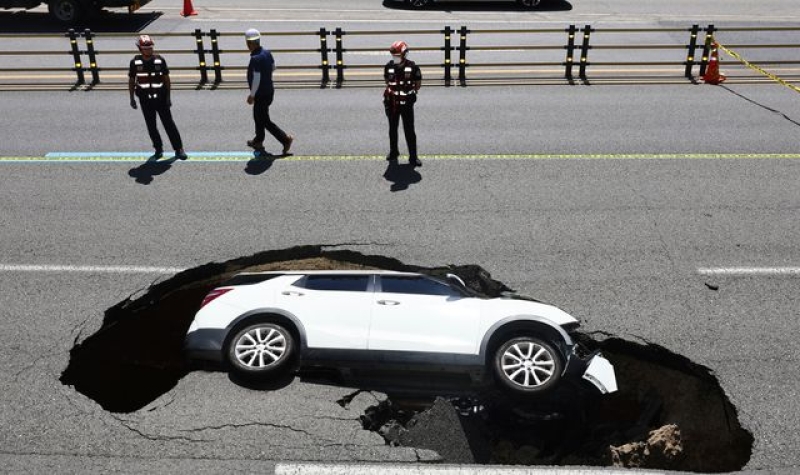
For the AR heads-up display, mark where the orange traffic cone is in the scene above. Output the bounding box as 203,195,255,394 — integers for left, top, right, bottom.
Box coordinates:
703,41,726,85
180,0,197,17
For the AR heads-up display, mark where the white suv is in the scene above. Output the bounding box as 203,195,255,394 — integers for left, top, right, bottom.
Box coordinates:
184,270,616,396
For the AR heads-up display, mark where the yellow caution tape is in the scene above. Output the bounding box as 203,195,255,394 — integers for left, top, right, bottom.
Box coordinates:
717,43,800,94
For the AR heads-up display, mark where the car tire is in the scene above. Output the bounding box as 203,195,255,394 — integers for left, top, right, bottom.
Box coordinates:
517,0,543,9
48,0,85,23
493,336,563,394
407,0,431,8
226,322,295,379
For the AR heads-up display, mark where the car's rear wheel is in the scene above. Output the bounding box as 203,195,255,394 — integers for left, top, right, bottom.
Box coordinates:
226,322,295,379
48,0,85,23
493,336,563,394
407,0,431,8
517,0,543,9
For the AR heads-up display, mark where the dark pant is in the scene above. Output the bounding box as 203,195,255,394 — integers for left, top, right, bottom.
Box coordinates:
386,103,417,159
140,98,183,153
253,95,288,146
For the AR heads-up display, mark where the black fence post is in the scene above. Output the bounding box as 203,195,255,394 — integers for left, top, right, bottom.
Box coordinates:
334,27,344,87
699,24,715,77
684,24,700,78
209,29,222,84
83,29,99,85
194,28,208,86
564,24,576,80
66,28,85,87
458,25,468,87
319,27,330,87
579,24,592,80
443,26,453,87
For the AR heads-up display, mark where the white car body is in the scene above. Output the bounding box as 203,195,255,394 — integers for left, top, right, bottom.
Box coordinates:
185,270,617,395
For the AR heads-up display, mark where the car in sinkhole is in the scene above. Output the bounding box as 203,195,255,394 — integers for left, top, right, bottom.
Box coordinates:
184,270,617,396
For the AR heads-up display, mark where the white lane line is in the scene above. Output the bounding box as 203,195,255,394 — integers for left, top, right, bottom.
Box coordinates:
698,267,800,276
275,464,659,475
0,264,186,274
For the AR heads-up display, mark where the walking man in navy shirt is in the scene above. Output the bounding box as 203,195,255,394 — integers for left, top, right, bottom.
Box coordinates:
245,28,294,156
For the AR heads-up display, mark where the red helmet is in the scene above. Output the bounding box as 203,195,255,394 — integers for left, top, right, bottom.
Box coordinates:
389,40,409,57
136,35,154,49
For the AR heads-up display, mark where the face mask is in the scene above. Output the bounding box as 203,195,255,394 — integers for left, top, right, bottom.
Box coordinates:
392,54,403,63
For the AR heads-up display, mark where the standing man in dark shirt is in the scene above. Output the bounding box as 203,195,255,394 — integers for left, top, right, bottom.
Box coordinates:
128,35,187,161
245,28,294,156
384,40,422,167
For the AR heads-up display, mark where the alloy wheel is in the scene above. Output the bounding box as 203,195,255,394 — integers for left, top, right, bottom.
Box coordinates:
500,340,556,388
234,326,287,369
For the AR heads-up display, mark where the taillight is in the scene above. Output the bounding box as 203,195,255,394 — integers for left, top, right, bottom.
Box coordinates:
200,288,233,308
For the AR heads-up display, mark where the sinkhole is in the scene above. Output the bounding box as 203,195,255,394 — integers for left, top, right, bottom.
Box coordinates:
59,245,752,471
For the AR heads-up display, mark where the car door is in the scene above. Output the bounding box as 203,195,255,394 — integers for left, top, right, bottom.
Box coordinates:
273,274,373,350
368,275,481,354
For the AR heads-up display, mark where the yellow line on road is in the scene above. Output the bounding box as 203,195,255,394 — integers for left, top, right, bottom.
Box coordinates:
2,153,799,162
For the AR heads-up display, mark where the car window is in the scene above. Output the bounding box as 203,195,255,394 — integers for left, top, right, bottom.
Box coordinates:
380,276,459,296
297,275,370,292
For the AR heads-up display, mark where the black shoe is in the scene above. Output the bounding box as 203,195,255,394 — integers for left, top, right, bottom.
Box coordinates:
410,157,422,167
247,139,264,150
147,151,163,162
386,153,399,162
175,149,188,160
282,135,294,155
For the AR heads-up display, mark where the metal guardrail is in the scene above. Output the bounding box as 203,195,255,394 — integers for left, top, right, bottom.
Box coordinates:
0,24,798,90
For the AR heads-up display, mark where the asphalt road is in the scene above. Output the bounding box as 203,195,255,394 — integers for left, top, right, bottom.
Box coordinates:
1,1,799,474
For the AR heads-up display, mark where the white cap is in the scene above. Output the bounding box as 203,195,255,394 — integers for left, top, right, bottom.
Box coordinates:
245,29,261,41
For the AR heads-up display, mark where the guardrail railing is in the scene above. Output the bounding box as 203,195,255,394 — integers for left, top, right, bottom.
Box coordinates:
0,24,798,90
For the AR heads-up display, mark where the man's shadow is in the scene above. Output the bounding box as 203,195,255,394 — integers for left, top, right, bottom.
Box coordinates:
383,160,422,192
127,157,176,185
244,151,279,175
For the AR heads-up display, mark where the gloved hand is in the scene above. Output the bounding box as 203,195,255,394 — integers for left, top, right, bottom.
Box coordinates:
130,98,137,109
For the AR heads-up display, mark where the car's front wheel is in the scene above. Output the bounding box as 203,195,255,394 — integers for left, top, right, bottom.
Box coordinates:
493,336,563,394
226,322,295,379
517,0,543,9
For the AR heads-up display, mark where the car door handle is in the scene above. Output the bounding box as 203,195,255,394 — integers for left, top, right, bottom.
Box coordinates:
282,291,304,296
377,300,400,306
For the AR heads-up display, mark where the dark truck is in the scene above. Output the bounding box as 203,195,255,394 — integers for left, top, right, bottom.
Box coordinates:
0,0,150,23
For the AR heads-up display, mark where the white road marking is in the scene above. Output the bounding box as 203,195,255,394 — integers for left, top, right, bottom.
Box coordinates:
275,464,662,475
698,267,800,276
0,264,186,274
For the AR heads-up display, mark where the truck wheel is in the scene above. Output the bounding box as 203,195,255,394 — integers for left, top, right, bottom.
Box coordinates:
48,0,85,23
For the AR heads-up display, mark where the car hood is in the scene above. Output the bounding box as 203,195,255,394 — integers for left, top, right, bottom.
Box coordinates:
480,296,579,326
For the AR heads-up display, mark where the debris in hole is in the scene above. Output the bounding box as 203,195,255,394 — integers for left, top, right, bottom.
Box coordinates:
361,338,752,472
705,283,720,291
610,424,685,469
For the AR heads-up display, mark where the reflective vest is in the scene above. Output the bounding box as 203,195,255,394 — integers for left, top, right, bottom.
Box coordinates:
129,54,168,101
384,59,421,106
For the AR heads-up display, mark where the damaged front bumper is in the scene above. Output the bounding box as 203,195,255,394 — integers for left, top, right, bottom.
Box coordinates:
566,344,618,394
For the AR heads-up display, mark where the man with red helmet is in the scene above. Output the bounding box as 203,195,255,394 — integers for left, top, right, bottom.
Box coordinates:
128,35,187,161
384,40,422,167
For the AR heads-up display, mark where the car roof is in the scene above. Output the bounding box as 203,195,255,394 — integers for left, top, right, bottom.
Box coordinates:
236,270,421,276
